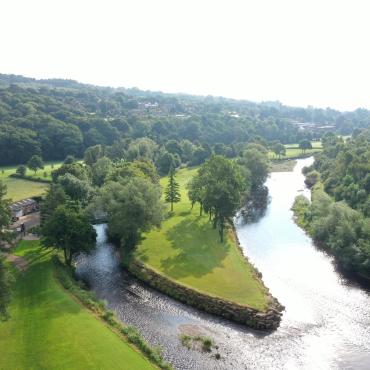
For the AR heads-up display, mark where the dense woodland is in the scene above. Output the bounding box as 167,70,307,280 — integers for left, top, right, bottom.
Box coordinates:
293,129,370,280
2,73,370,167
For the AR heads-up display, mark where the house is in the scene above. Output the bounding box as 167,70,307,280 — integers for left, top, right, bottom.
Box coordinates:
10,198,38,220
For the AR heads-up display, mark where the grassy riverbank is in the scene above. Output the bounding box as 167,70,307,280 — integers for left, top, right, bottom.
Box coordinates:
133,167,269,311
0,240,156,370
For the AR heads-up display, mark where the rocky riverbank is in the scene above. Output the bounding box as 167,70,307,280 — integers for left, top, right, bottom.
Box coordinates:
128,230,284,331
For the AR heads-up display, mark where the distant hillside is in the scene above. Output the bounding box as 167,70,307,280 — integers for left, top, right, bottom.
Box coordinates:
0,73,369,165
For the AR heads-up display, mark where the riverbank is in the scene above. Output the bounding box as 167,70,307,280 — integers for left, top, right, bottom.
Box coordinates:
128,167,283,330
292,181,370,283
0,240,158,370
76,158,370,369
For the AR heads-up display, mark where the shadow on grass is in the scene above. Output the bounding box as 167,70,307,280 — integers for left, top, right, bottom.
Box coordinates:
160,218,229,279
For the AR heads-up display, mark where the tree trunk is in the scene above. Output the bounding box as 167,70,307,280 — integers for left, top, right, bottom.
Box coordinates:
219,226,224,243
209,210,212,221
63,248,67,264
200,203,203,216
171,201,173,212
66,250,73,266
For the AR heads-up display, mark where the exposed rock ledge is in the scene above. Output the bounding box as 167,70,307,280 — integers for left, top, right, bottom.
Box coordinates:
128,231,284,331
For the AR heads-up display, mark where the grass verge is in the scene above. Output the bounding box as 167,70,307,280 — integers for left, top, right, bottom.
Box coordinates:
0,240,165,370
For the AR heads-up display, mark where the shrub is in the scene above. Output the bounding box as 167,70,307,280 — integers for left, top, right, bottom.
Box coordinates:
16,165,27,177
304,170,320,188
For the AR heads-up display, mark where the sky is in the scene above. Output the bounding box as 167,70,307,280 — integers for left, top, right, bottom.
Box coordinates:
1,0,370,111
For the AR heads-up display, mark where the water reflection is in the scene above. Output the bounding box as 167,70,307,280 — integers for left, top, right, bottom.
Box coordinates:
76,157,370,370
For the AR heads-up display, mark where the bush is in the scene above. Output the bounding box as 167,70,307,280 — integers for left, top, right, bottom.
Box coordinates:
16,165,27,177
304,170,320,188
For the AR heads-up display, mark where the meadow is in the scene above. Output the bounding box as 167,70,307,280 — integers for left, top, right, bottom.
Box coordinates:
0,162,62,201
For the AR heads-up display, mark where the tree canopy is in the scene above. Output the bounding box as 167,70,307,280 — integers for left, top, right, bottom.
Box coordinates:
41,204,96,266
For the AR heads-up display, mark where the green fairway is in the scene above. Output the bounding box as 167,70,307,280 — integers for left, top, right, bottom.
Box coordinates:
0,241,155,370
134,168,268,310
0,162,63,201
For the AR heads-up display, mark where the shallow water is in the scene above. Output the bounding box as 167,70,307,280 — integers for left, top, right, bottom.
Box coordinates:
76,158,370,370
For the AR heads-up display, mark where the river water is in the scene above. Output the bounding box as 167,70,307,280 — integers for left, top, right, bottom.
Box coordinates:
76,157,370,370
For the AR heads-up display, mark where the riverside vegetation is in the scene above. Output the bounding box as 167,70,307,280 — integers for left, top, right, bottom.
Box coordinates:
292,130,370,280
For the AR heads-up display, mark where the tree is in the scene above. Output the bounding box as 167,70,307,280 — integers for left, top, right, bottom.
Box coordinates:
93,177,163,249
187,175,205,215
64,155,76,165
84,145,104,166
299,139,312,154
41,205,96,266
16,165,27,177
0,181,11,239
58,173,92,203
27,155,44,174
195,156,245,242
0,181,12,319
40,184,68,224
156,151,178,176
165,169,181,211
91,157,112,187
238,148,269,190
271,142,286,159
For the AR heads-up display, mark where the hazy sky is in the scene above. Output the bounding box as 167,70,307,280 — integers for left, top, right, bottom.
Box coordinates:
1,0,370,111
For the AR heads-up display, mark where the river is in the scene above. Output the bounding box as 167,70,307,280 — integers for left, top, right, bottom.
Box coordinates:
76,157,370,370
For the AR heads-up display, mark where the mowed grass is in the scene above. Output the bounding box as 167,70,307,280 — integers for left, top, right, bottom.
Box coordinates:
0,162,63,201
1,177,48,202
268,146,322,159
0,241,155,370
134,168,268,310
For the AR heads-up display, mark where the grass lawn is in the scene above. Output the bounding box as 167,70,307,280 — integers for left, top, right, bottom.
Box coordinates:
1,177,49,202
134,168,268,311
0,161,63,201
0,241,155,370
268,147,322,159
284,141,322,149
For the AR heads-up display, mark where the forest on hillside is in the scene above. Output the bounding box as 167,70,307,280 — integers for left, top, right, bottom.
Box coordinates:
1,73,370,166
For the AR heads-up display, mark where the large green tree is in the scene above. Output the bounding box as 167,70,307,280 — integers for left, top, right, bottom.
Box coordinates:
41,205,96,266
165,169,181,211
238,147,269,190
194,156,245,242
27,155,44,174
93,177,163,249
299,139,312,154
